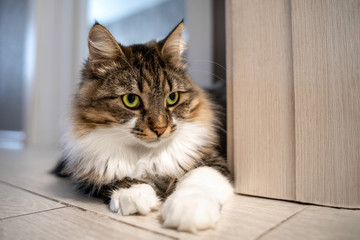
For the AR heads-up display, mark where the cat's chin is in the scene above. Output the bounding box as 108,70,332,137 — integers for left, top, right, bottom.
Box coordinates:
137,137,172,149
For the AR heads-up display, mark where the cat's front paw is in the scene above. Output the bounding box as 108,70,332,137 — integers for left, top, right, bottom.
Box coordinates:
161,187,220,232
109,184,160,216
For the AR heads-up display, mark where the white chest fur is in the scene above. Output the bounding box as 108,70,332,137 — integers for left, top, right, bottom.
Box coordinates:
64,120,210,184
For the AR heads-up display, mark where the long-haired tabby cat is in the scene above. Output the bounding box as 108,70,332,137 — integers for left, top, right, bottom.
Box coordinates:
55,20,233,232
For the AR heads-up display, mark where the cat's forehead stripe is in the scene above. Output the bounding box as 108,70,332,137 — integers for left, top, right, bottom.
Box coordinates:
137,66,143,92
140,67,155,90
138,62,171,93
165,71,173,92
131,46,168,89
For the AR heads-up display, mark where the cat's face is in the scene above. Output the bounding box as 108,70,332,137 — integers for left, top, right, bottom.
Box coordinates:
72,22,208,147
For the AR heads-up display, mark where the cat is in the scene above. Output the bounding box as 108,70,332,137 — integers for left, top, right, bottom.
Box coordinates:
54,20,233,233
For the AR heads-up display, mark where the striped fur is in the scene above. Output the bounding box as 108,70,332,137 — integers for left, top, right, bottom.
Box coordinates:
56,21,232,213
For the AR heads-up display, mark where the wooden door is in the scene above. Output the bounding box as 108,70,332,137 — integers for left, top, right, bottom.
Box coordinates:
292,0,360,208
227,0,360,208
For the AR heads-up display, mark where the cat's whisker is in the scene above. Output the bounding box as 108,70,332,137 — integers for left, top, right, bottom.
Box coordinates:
188,60,227,73
187,116,227,134
187,70,226,84
131,131,147,137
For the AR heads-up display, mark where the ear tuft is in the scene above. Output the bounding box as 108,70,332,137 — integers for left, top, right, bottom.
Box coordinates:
161,20,186,61
88,24,124,62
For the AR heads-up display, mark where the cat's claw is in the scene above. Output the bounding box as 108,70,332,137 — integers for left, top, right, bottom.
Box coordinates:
109,184,160,216
161,186,221,233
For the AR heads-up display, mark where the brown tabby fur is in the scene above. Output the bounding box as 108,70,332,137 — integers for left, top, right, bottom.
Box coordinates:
55,21,230,201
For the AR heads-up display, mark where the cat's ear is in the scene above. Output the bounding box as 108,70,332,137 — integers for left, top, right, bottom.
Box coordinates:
88,23,125,62
161,20,186,61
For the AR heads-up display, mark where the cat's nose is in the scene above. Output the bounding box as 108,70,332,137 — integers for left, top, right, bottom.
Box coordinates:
152,127,167,137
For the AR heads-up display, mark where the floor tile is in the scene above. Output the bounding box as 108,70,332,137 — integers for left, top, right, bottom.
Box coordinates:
260,206,360,240
0,182,64,219
0,148,308,240
0,207,173,240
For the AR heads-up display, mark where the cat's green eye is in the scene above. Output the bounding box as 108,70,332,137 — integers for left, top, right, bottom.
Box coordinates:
122,94,141,109
167,92,179,106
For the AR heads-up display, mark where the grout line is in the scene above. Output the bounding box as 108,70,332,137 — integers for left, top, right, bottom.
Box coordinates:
254,206,309,240
0,180,72,206
0,179,178,240
66,206,179,240
0,206,68,221
237,192,360,210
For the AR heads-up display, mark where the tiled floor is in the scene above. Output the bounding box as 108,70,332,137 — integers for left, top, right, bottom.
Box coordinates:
0,148,359,240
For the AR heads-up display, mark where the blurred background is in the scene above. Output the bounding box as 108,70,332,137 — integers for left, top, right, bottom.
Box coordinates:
0,0,225,150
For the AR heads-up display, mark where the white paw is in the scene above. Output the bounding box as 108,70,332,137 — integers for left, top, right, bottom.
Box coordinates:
109,184,160,216
161,186,221,232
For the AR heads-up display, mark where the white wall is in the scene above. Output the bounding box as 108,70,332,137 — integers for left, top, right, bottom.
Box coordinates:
186,0,213,89
25,0,88,148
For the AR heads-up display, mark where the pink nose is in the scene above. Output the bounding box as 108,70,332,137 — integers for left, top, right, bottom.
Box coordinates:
152,127,167,137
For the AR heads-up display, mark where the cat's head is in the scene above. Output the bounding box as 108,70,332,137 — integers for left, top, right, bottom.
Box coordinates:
72,21,214,148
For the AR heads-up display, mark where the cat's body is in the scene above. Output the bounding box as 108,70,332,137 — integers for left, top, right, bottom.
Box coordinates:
56,21,233,232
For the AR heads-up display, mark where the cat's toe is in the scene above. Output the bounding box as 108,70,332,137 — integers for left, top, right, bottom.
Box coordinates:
161,187,220,232
109,183,160,215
